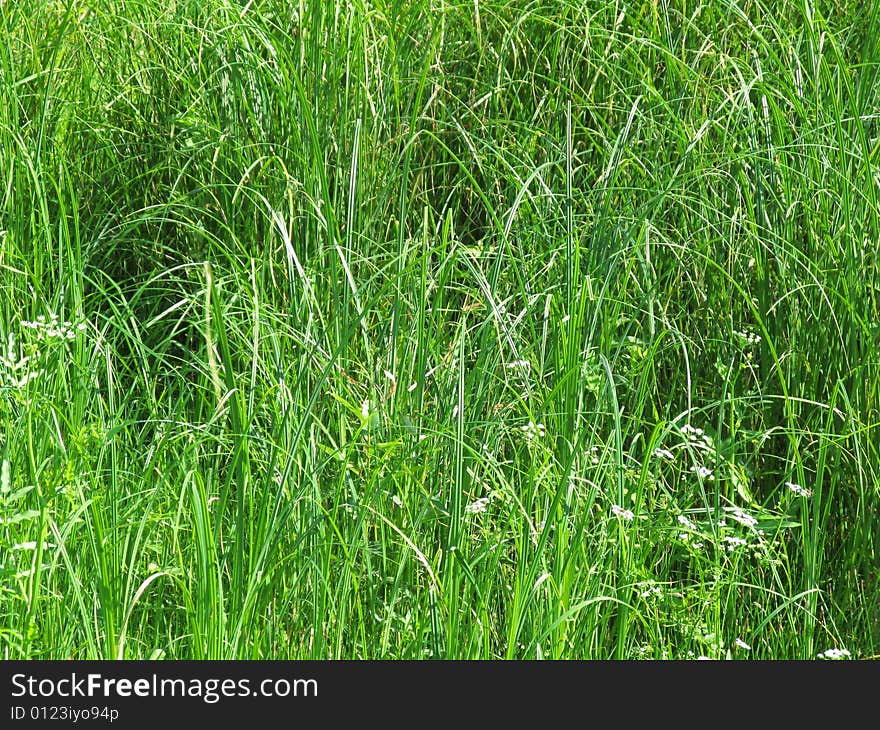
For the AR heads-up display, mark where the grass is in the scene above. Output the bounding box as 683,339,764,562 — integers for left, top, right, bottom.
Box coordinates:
0,0,878,660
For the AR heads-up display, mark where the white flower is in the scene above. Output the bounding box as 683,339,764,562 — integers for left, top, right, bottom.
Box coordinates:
678,515,698,531
680,423,713,447
786,481,812,498
681,424,704,440
723,535,748,550
689,465,714,480
520,421,545,441
734,329,761,346
817,648,851,660
465,497,491,515
652,447,675,460
505,360,531,371
728,507,758,529
611,504,634,521
21,313,83,341
0,332,42,389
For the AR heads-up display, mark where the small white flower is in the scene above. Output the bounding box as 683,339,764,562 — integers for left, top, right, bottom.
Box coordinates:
520,421,545,441
734,329,761,347
689,464,714,480
681,424,703,440
786,481,812,498
681,423,713,447
817,648,851,660
723,535,748,549
728,507,758,529
652,447,675,460
505,360,531,371
611,504,634,521
22,313,83,341
465,496,491,515
678,515,698,531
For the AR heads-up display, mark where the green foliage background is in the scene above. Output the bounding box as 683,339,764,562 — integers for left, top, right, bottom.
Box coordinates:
0,0,877,659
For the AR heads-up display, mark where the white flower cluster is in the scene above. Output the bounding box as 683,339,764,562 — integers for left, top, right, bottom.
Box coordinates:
681,423,710,444
465,496,491,515
689,464,714,480
21,314,87,341
722,535,748,550
611,504,634,521
677,512,703,548
786,481,812,498
727,506,758,529
0,332,40,388
675,504,769,557
733,329,762,347
679,425,715,463
817,648,851,660
520,421,545,441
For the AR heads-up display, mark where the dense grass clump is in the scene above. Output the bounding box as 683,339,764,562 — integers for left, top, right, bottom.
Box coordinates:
0,0,878,659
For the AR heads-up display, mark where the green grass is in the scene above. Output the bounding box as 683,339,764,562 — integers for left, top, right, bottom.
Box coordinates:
0,0,878,659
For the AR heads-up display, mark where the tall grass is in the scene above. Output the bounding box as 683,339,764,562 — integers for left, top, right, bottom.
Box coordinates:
0,0,877,659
